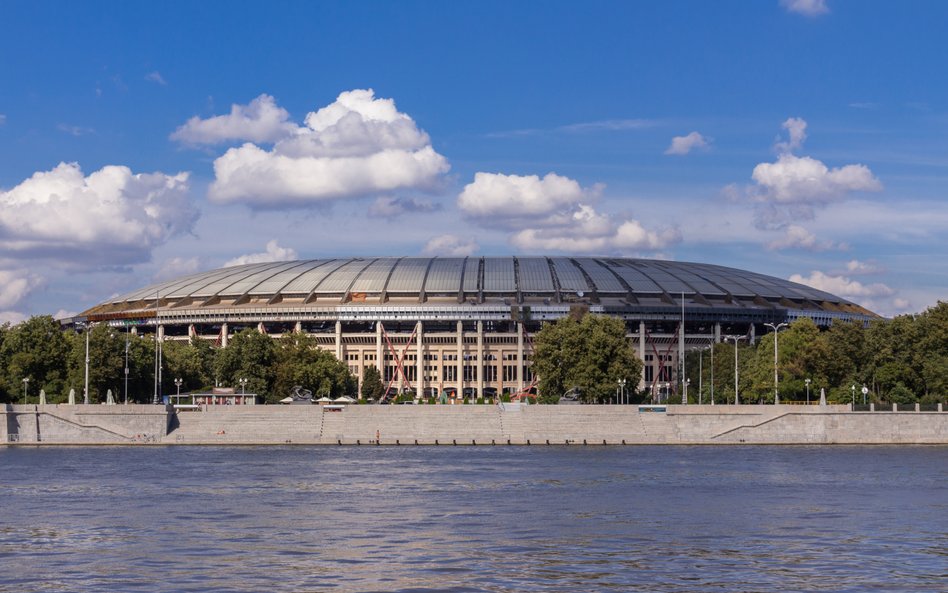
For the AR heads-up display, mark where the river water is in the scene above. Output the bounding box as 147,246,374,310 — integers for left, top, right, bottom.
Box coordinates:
0,446,945,592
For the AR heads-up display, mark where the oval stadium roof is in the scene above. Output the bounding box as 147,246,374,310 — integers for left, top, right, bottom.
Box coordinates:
82,257,876,323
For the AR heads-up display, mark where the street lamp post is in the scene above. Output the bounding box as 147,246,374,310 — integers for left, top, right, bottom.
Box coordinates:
683,378,690,404
239,378,248,394
698,348,703,405
22,377,29,404
84,327,90,405
710,340,715,405
763,322,788,404
124,325,129,405
851,384,855,408
805,378,811,405
617,379,627,405
174,378,183,403
725,335,746,405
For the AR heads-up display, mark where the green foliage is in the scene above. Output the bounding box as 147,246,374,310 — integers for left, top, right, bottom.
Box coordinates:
1,316,70,403
214,329,277,402
361,364,384,401
271,333,355,403
532,313,642,404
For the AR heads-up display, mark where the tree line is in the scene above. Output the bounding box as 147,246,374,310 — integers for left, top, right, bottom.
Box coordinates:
0,319,356,404
532,302,947,405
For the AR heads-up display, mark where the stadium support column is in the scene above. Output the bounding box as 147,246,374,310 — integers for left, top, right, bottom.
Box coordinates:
749,322,756,345
456,321,464,399
188,324,196,345
639,321,646,390
376,322,384,385
221,323,228,348
295,321,302,334
335,320,342,360
517,321,524,393
416,321,424,401
477,320,484,400
714,322,721,343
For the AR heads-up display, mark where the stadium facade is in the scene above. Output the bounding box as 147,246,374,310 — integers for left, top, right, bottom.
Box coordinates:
80,257,875,399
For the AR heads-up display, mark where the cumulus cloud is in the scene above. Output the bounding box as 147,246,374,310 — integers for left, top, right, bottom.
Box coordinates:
145,71,167,85
774,117,807,154
0,269,41,310
0,162,196,266
790,270,905,315
732,119,882,230
202,90,450,208
367,196,440,218
57,124,95,137
53,309,79,320
845,259,884,275
223,240,298,267
511,204,681,254
421,234,478,257
457,172,601,224
780,0,829,17
665,131,710,155
155,257,203,281
767,224,844,251
0,311,28,325
171,94,297,145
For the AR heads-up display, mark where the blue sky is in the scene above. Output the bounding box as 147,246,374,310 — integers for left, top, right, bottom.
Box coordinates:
1,0,946,321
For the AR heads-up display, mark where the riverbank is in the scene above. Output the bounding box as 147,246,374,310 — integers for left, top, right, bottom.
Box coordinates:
3,402,946,445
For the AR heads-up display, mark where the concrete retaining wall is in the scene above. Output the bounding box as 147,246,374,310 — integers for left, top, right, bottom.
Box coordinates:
3,403,946,446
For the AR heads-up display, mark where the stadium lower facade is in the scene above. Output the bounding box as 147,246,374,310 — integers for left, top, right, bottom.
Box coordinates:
80,257,875,399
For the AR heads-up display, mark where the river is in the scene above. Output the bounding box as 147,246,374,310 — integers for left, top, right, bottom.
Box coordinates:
1,446,945,592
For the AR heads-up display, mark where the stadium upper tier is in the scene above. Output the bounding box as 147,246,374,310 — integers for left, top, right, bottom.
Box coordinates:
82,257,875,323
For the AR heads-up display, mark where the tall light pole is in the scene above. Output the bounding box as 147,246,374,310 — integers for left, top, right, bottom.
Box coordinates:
22,377,29,404
239,377,248,394
763,322,788,404
710,340,715,405
84,326,90,405
683,378,690,404
725,335,746,404
617,379,627,405
805,378,811,405
698,348,703,405
124,324,130,405
174,378,183,403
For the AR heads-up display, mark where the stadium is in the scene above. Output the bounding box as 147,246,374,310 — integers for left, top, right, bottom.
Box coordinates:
79,257,876,398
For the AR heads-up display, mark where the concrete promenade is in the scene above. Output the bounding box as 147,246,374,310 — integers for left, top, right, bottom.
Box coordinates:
3,403,947,445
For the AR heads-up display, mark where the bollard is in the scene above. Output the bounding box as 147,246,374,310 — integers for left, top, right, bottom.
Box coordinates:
622,439,626,445
583,439,587,445
870,403,875,412
546,439,550,445
453,439,457,446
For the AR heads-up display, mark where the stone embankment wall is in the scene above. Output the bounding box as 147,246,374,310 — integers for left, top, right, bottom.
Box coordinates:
4,403,946,445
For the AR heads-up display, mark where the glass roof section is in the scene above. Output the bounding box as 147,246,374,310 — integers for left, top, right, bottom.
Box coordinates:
349,258,398,293
386,258,430,293
254,260,334,295
633,263,693,294
575,258,625,293
462,258,480,293
281,260,350,294
657,263,726,295
315,259,375,293
483,258,516,292
216,261,313,297
517,257,555,292
168,264,271,298
551,258,589,293
425,258,466,293
604,261,663,293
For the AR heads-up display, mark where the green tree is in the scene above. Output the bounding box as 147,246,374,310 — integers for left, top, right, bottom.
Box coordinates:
272,333,355,401
66,323,128,403
532,312,642,404
214,329,277,402
2,316,71,403
163,339,215,394
361,364,384,401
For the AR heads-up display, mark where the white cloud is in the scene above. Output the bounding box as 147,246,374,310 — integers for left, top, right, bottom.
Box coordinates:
421,234,478,257
752,154,881,204
223,240,298,267
155,257,202,281
511,204,681,254
845,259,884,275
57,124,95,137
558,119,655,133
367,196,439,218
0,162,196,266
767,224,842,251
0,311,28,325
0,269,41,310
145,71,167,85
774,117,807,154
790,271,894,299
171,94,297,146
205,89,450,207
780,0,829,17
665,131,710,155
457,172,600,222
53,309,78,320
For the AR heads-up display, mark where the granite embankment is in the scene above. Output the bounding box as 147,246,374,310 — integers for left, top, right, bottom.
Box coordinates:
3,403,947,445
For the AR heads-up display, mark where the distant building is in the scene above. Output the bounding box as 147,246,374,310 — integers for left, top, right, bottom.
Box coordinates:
78,257,875,398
